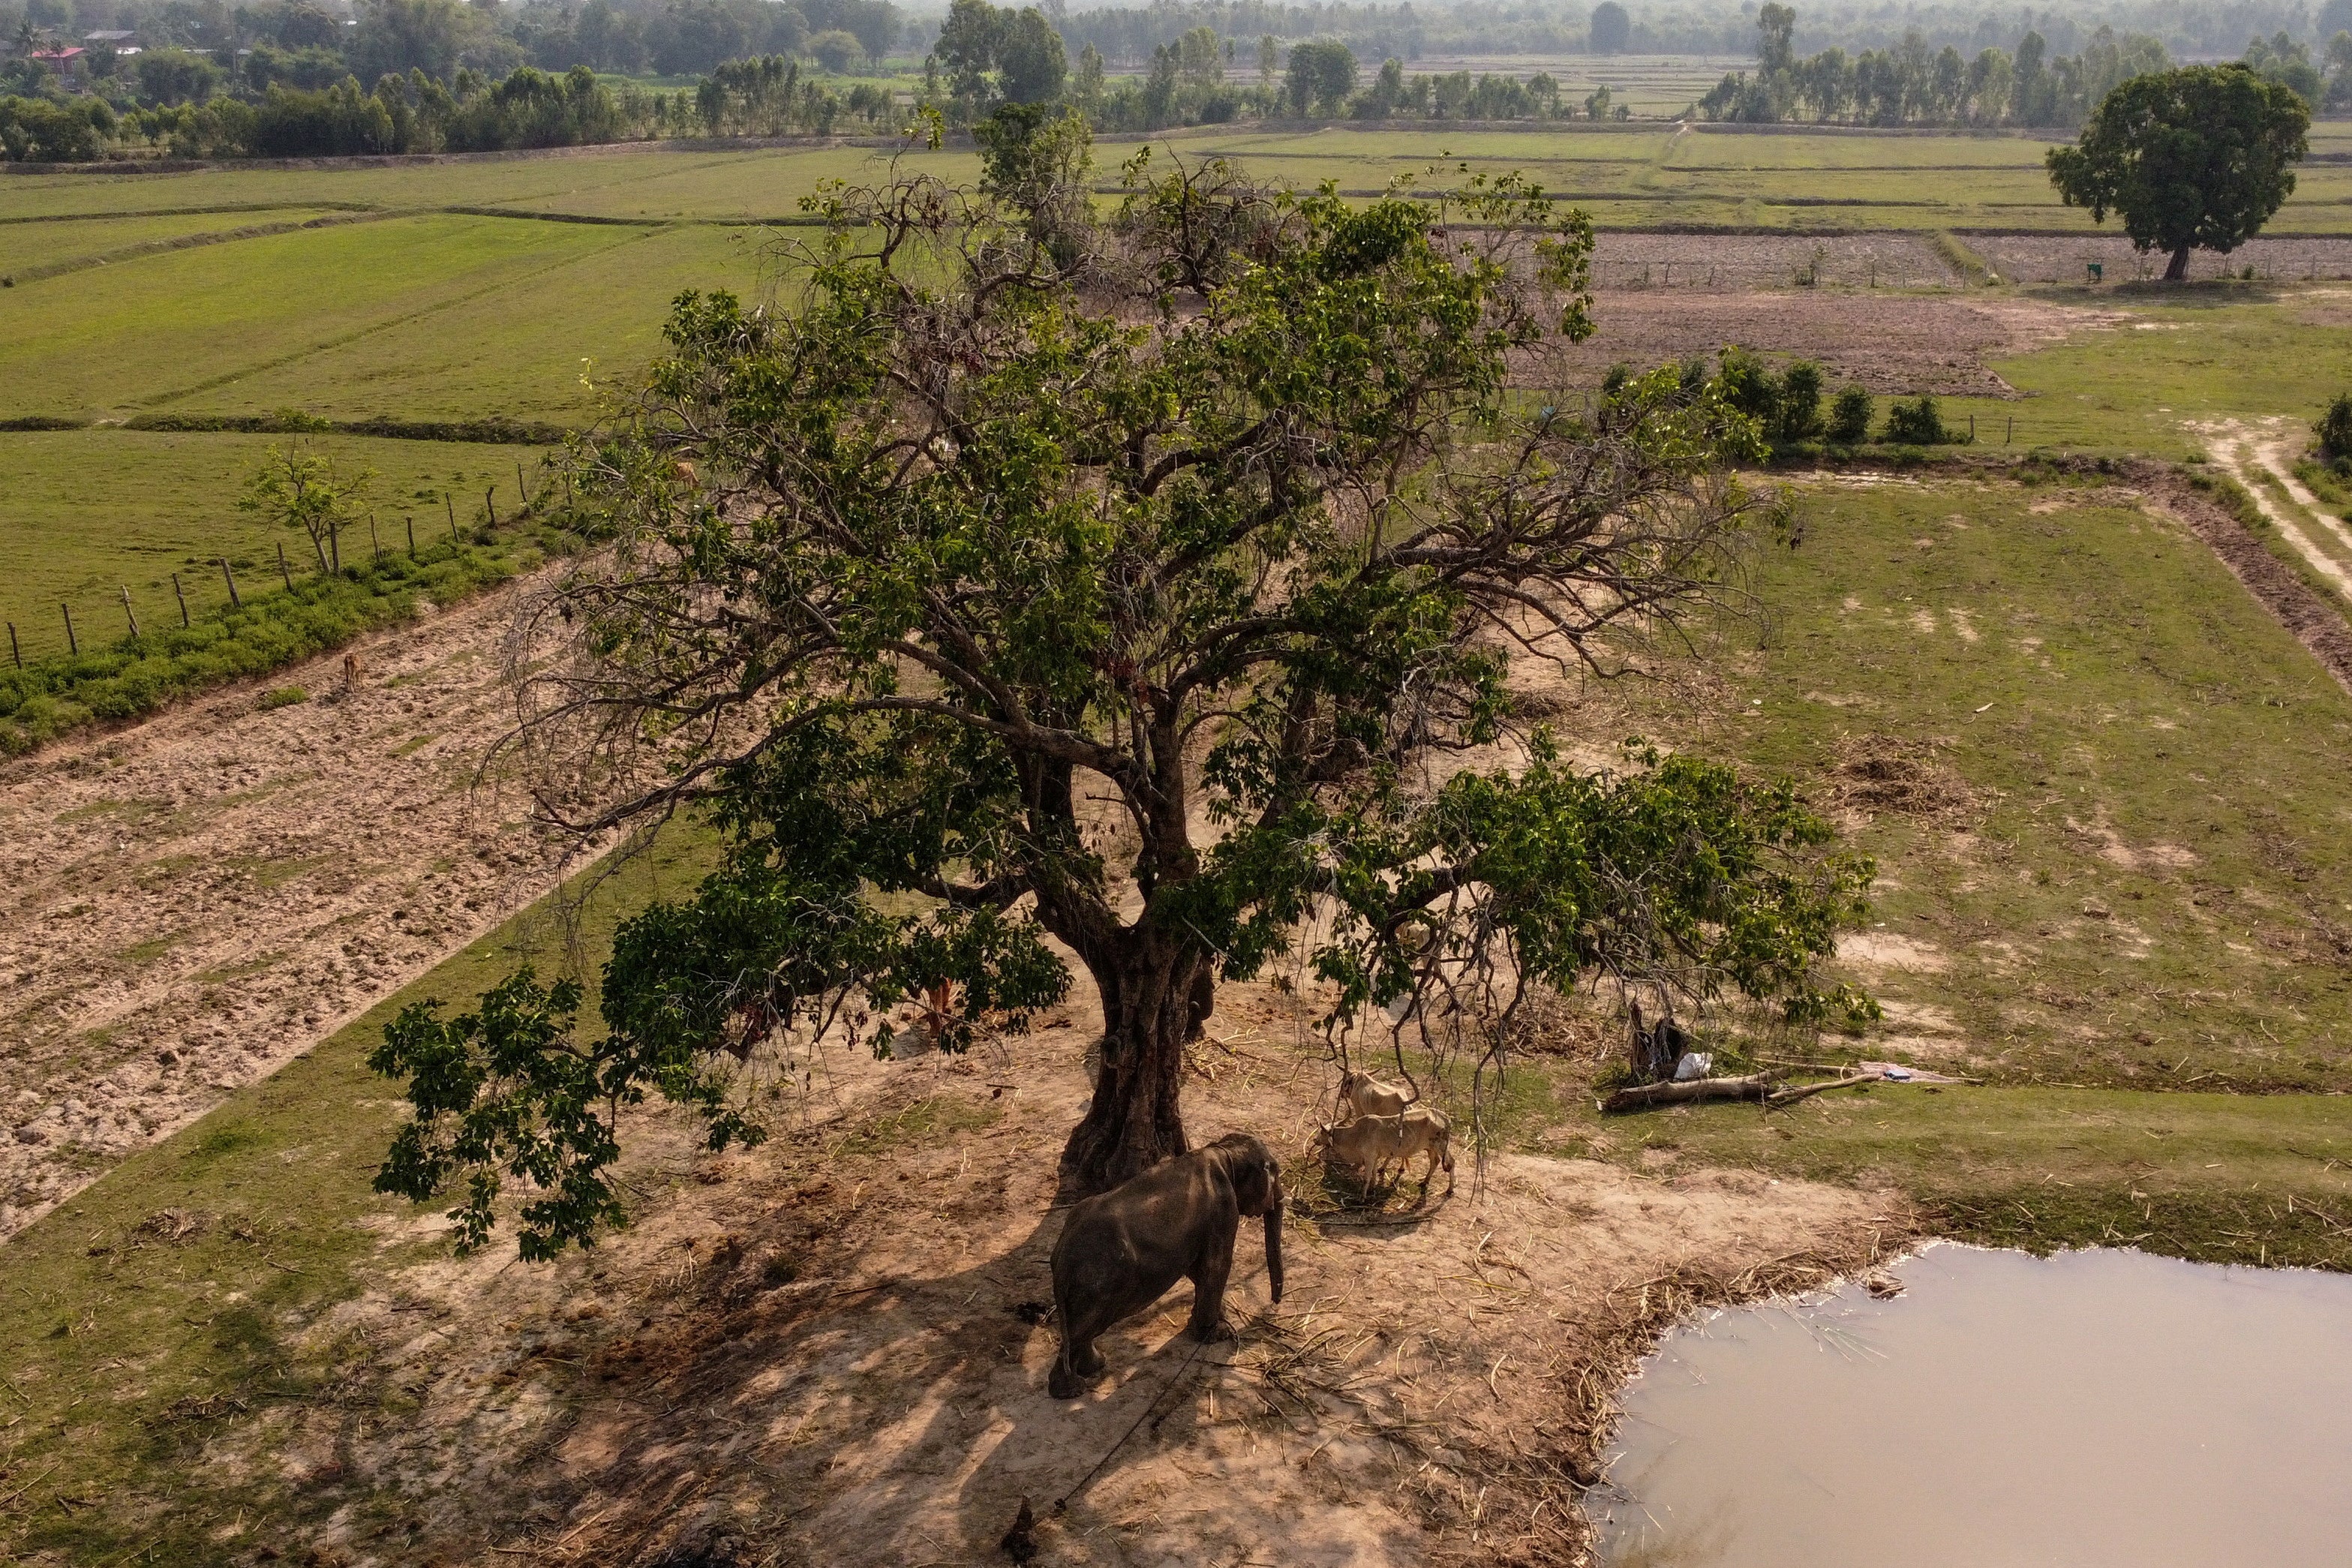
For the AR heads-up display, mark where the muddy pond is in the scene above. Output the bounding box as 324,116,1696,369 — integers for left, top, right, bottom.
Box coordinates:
1591,1245,2352,1566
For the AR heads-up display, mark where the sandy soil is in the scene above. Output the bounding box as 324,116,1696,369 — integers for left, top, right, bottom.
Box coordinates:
1559,290,2128,396
185,964,1906,1568
0,579,590,1241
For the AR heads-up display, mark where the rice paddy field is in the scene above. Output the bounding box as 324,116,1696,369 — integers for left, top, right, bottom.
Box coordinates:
8,119,2352,686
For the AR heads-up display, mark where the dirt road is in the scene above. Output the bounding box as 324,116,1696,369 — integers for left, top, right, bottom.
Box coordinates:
0,578,593,1240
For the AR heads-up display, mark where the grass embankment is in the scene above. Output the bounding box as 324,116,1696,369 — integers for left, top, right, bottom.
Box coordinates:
0,437,569,751
0,825,721,1565
0,429,538,660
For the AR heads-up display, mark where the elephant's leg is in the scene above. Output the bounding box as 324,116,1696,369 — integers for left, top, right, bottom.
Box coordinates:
1051,1299,1118,1398
1185,1220,1238,1342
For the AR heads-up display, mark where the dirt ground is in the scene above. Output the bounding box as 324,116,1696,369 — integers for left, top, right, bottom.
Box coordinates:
1970,233,2352,287
186,960,1909,1568
0,579,590,1240
1589,232,1957,293
1559,290,2128,396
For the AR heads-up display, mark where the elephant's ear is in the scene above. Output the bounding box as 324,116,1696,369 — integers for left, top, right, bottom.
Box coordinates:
1232,1143,1278,1215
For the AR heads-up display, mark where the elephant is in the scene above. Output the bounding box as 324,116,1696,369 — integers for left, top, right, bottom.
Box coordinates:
1047,1132,1284,1399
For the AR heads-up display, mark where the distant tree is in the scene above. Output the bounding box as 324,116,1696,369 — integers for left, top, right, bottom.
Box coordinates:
807,28,863,72
1285,38,1355,114
240,441,371,574
350,0,476,81
995,6,1065,103
1588,0,1629,56
135,47,222,104
1584,83,1610,119
2244,32,2320,105
369,158,1876,1251
1073,39,1104,110
1756,2,1795,76
2047,64,2308,282
932,0,1003,101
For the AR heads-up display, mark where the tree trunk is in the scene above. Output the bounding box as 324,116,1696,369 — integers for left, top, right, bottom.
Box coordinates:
2164,242,2192,282
1059,932,1212,1191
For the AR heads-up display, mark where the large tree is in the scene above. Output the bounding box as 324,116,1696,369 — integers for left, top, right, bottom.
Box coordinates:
2047,63,2308,281
371,131,1875,1256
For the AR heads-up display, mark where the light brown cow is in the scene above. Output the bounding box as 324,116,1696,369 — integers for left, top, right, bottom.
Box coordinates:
1338,1068,1416,1119
1313,1105,1455,1194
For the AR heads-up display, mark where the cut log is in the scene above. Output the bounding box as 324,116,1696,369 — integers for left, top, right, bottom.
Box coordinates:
1601,1074,1772,1113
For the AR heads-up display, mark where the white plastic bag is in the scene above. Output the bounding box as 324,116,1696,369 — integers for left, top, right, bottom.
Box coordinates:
1672,1051,1714,1082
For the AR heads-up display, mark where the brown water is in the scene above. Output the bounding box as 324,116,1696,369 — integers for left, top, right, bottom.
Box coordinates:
1591,1245,2352,1566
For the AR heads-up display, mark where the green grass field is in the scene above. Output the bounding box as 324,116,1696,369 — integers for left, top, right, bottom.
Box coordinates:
0,431,535,661
1594,473,2352,1094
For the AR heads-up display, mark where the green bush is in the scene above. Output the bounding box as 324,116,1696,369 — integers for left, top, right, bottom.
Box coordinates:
2315,393,2352,462
1775,360,1825,441
1828,384,1873,444
1882,395,1953,445
260,685,309,709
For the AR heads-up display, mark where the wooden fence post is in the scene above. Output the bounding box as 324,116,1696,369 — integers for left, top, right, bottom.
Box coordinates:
406,516,417,556
516,461,528,507
2006,415,2014,445
485,488,497,530
220,557,241,608
173,573,189,627
7,622,18,669
61,602,76,656
278,542,293,590
446,491,458,542
369,512,382,563
120,587,140,640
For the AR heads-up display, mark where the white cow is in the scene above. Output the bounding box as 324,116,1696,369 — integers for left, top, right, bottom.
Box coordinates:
1314,1105,1455,1195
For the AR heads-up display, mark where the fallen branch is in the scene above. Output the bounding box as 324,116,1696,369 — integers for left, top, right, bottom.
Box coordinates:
1766,1071,1886,1108
1600,1074,1771,1113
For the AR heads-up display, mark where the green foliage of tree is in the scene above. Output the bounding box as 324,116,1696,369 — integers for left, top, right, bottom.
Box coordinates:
996,6,1065,103
2243,31,2321,106
1284,38,1354,114
239,440,373,573
0,95,110,160
1588,0,1628,55
806,27,864,73
134,47,221,105
2047,63,2308,282
371,158,1877,1251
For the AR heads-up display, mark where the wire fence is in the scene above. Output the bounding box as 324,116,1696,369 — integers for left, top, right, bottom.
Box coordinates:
5,464,545,668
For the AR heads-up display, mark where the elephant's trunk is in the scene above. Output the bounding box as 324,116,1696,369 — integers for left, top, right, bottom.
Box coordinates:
1264,1187,1284,1304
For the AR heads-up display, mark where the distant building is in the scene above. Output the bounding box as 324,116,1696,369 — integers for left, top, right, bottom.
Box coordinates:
29,46,87,75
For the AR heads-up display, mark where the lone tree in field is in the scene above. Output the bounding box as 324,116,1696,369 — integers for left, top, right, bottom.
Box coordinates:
371,121,1876,1256
2047,63,2308,281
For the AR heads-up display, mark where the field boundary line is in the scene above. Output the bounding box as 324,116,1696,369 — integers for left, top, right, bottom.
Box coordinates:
126,221,659,413
5,211,396,287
